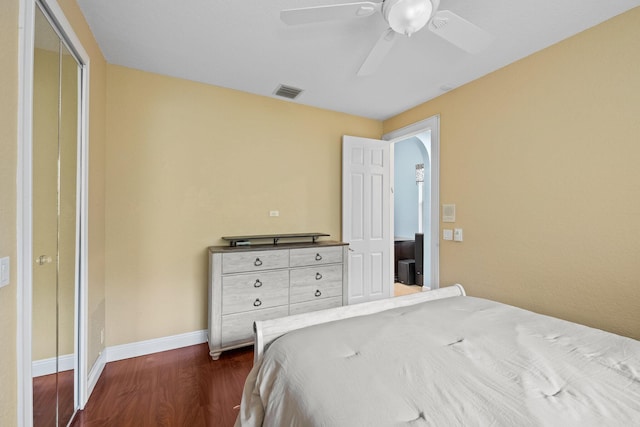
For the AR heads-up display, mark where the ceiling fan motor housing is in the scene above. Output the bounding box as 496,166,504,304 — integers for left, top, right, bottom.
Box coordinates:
383,0,436,36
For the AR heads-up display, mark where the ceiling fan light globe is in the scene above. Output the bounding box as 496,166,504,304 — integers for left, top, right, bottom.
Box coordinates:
384,0,433,36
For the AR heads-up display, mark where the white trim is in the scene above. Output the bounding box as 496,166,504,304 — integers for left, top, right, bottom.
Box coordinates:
17,0,36,424
87,350,106,398
32,354,75,377
37,0,89,61
383,116,439,141
106,330,208,363
383,115,441,289
75,26,91,413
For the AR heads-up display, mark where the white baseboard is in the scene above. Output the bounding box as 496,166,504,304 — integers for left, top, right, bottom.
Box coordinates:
106,329,208,363
87,350,107,401
32,353,74,377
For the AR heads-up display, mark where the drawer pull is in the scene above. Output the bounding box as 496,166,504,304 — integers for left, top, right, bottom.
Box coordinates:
253,298,262,307
315,272,322,280
315,253,322,261
254,279,262,288
315,290,322,297
254,258,263,267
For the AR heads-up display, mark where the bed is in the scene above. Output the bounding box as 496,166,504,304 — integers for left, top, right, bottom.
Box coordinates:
235,285,640,426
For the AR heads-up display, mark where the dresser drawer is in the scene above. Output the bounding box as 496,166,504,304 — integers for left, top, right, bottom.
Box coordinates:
289,296,342,316
290,264,343,304
222,270,289,315
289,246,343,267
221,306,289,347
222,250,289,274
209,241,348,360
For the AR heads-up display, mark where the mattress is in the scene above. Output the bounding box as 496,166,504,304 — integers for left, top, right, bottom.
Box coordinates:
236,295,640,426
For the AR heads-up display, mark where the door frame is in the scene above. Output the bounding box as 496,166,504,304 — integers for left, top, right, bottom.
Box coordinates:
17,0,91,424
383,115,440,289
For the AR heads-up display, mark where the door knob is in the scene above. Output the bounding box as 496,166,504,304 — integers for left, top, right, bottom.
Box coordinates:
36,255,52,266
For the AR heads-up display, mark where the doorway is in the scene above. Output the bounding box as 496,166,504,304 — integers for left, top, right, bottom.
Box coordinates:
18,0,90,424
392,132,431,291
385,115,440,293
341,115,439,303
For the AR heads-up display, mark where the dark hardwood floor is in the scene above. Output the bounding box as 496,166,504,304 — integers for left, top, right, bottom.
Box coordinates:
33,369,75,426
71,343,253,427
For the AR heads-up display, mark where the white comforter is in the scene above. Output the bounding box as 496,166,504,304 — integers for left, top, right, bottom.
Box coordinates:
236,296,640,426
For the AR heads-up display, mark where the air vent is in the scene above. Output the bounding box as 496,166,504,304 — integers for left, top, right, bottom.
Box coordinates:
274,84,303,100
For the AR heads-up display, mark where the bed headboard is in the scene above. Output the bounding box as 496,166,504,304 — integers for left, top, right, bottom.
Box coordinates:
253,284,466,363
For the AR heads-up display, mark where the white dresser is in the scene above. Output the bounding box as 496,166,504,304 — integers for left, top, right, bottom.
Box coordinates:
207,241,349,360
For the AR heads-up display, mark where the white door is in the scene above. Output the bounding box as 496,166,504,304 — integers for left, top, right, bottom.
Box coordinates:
342,135,392,304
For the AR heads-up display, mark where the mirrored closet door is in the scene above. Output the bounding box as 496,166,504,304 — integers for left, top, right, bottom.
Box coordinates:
32,4,80,426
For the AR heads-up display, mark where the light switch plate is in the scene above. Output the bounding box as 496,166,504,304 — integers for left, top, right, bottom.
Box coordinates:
454,228,463,242
0,257,9,288
443,229,453,241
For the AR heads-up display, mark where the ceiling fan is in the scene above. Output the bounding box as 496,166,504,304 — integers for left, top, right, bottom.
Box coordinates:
280,0,493,76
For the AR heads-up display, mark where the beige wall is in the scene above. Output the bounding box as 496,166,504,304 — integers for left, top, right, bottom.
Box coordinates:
0,0,19,423
384,7,640,340
105,65,382,346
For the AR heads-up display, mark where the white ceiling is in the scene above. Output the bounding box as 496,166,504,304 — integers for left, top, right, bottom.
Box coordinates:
77,0,639,120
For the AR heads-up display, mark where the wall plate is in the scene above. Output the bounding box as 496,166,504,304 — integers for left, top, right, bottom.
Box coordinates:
442,204,456,222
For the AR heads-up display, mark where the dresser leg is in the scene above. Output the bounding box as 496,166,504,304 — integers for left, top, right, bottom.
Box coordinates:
210,350,222,361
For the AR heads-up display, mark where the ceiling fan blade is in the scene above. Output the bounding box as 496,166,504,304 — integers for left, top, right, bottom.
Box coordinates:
357,28,397,77
428,10,493,54
280,2,380,26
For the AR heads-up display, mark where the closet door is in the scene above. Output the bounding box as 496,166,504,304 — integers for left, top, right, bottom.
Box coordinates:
32,7,61,424
57,40,79,427
32,5,79,426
